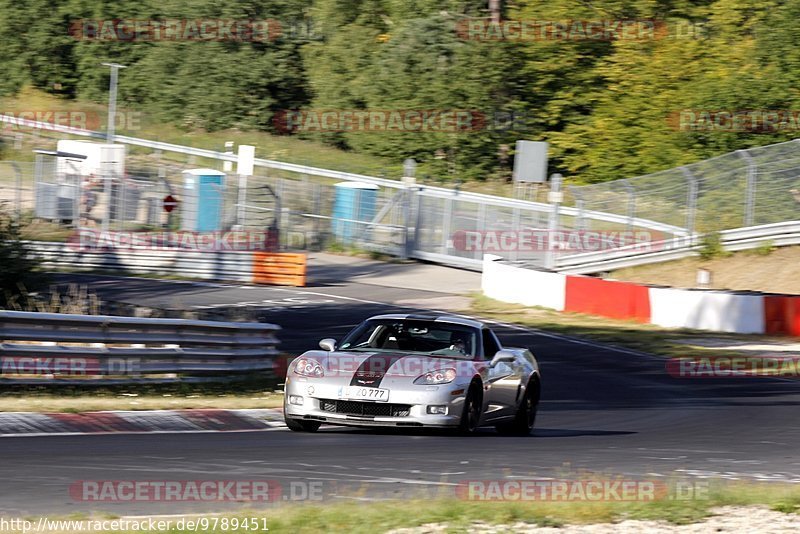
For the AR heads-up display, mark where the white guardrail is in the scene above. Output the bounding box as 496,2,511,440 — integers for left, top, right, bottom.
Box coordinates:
0,115,687,235
553,221,800,274
0,310,281,383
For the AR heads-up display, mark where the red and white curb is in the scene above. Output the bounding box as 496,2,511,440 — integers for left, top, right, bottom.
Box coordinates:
0,408,285,437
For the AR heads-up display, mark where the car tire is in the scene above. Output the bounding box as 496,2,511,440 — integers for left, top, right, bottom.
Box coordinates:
285,417,321,432
496,378,539,436
458,383,482,435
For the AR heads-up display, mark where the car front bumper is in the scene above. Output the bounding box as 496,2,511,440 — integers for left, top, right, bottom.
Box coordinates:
283,376,469,428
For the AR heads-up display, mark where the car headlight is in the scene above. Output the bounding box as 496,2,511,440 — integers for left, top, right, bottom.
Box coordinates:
414,368,457,385
293,357,324,377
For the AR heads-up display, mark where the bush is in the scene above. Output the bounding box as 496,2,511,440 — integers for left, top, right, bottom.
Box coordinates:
698,231,731,260
751,240,777,256
0,207,48,308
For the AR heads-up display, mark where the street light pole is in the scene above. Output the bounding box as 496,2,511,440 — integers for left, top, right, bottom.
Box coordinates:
102,63,127,143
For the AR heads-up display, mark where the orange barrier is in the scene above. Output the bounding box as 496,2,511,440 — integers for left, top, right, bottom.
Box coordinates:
764,296,800,336
252,252,307,287
564,276,650,322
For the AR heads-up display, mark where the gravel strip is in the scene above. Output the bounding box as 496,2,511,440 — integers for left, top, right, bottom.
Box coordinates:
386,506,800,533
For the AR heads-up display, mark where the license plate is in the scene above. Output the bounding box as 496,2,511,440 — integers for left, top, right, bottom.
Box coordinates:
339,387,389,402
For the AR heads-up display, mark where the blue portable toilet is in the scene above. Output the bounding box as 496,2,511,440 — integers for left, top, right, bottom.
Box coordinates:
332,181,379,243
182,169,226,232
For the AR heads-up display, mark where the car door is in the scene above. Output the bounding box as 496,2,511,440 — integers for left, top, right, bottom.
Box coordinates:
481,329,521,420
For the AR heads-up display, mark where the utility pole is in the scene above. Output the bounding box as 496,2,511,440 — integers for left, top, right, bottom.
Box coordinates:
489,0,501,23
102,63,127,142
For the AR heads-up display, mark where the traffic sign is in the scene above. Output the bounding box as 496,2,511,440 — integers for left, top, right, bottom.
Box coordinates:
163,195,179,213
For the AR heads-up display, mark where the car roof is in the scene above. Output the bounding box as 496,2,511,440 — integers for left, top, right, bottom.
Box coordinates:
366,313,486,330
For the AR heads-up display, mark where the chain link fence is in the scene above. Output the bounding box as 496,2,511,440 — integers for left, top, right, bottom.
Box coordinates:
566,139,800,235
2,138,799,270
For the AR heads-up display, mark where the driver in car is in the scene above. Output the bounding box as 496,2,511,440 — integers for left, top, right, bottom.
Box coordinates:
447,331,470,355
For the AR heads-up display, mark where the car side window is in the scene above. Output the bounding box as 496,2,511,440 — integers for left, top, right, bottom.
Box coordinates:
481,329,501,360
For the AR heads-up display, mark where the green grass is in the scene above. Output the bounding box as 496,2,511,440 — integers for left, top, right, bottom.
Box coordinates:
31,481,800,533
175,482,800,531
0,88,399,176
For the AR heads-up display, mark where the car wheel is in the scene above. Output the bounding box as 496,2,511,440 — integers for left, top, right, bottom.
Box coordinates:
285,417,321,432
496,379,539,436
458,383,482,435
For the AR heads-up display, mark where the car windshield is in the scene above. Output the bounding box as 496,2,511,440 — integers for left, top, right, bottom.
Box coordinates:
338,319,478,358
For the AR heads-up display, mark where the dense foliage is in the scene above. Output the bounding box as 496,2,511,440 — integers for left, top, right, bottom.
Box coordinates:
2,0,800,183
0,209,46,307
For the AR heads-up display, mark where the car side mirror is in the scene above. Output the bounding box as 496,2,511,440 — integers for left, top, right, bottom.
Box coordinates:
319,338,337,351
490,350,515,367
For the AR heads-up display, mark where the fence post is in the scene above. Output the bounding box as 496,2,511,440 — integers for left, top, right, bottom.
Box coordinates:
276,179,286,250
441,197,453,255
510,206,520,262
737,149,756,226
621,179,636,233
313,183,322,251
569,185,586,231
237,174,248,228
680,166,698,243
476,201,487,261
545,173,563,270
10,162,22,223
414,189,424,255
402,189,412,260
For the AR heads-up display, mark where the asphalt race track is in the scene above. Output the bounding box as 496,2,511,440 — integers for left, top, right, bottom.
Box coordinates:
1,272,799,515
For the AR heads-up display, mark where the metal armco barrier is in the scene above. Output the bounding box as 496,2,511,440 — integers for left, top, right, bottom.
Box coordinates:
553,221,800,274
252,252,307,286
0,311,281,383
24,241,309,286
25,241,255,283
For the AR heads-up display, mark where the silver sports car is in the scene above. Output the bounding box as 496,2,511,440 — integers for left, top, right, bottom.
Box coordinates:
283,313,541,435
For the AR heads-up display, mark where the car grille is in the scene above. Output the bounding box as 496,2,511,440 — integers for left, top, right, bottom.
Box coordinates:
319,399,411,417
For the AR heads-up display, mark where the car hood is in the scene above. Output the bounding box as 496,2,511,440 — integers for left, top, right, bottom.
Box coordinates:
300,350,473,378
